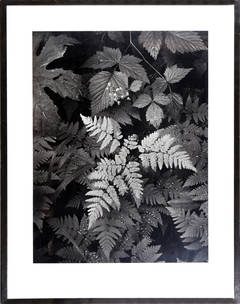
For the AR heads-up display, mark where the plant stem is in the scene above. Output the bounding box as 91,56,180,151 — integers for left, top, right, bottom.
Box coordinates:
129,32,165,80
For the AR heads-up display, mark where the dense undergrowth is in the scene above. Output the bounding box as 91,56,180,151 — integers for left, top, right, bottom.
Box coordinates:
33,31,208,263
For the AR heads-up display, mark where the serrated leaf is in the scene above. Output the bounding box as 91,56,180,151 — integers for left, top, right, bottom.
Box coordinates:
169,92,183,105
119,55,149,83
33,34,79,136
154,93,171,106
146,103,164,128
133,94,152,108
89,71,129,115
100,102,140,126
164,65,192,84
82,47,122,69
152,77,168,97
165,31,207,54
49,70,82,100
130,80,143,92
138,31,163,60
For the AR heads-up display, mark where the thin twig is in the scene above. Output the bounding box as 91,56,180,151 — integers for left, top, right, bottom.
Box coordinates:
129,32,165,80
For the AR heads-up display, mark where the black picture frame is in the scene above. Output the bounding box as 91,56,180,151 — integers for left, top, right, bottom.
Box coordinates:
1,0,239,303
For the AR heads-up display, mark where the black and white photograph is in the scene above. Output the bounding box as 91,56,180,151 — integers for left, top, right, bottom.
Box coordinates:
33,31,208,263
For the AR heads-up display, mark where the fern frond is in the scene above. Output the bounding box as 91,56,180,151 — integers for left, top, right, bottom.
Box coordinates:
143,184,166,205
81,115,122,153
92,218,124,260
66,193,84,209
158,173,184,200
190,184,208,201
139,132,196,172
34,170,49,184
184,168,207,187
132,237,162,262
47,215,89,260
112,200,142,228
140,205,165,228
86,148,144,227
83,136,111,159
167,207,208,249
34,136,55,151
185,95,208,124
34,151,54,169
56,246,84,263
88,158,122,181
86,172,121,228
48,215,79,239
122,161,143,206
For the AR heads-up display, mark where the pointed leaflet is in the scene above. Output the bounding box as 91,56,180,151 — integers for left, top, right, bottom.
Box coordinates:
33,34,81,136
133,94,152,108
169,92,183,105
146,103,164,128
130,80,143,92
138,31,163,60
165,31,207,54
119,55,149,83
154,93,171,106
152,77,168,97
82,47,122,69
89,71,128,115
164,65,192,84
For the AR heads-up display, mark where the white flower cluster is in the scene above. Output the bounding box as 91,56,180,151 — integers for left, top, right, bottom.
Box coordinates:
106,82,130,105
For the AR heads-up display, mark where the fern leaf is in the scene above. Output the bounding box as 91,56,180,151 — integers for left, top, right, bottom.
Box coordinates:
86,154,143,227
47,215,89,260
56,246,84,263
81,115,122,153
143,184,166,205
92,218,124,260
122,161,143,207
167,207,208,250
139,132,196,172
86,160,122,228
140,205,165,228
185,95,208,124
159,173,184,200
132,237,162,262
184,168,208,187
190,184,208,201
86,187,121,229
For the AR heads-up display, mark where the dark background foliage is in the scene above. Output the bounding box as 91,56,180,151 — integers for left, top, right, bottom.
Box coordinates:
33,31,208,263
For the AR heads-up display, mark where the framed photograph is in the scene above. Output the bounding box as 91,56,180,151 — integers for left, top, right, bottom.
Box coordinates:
1,0,239,303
